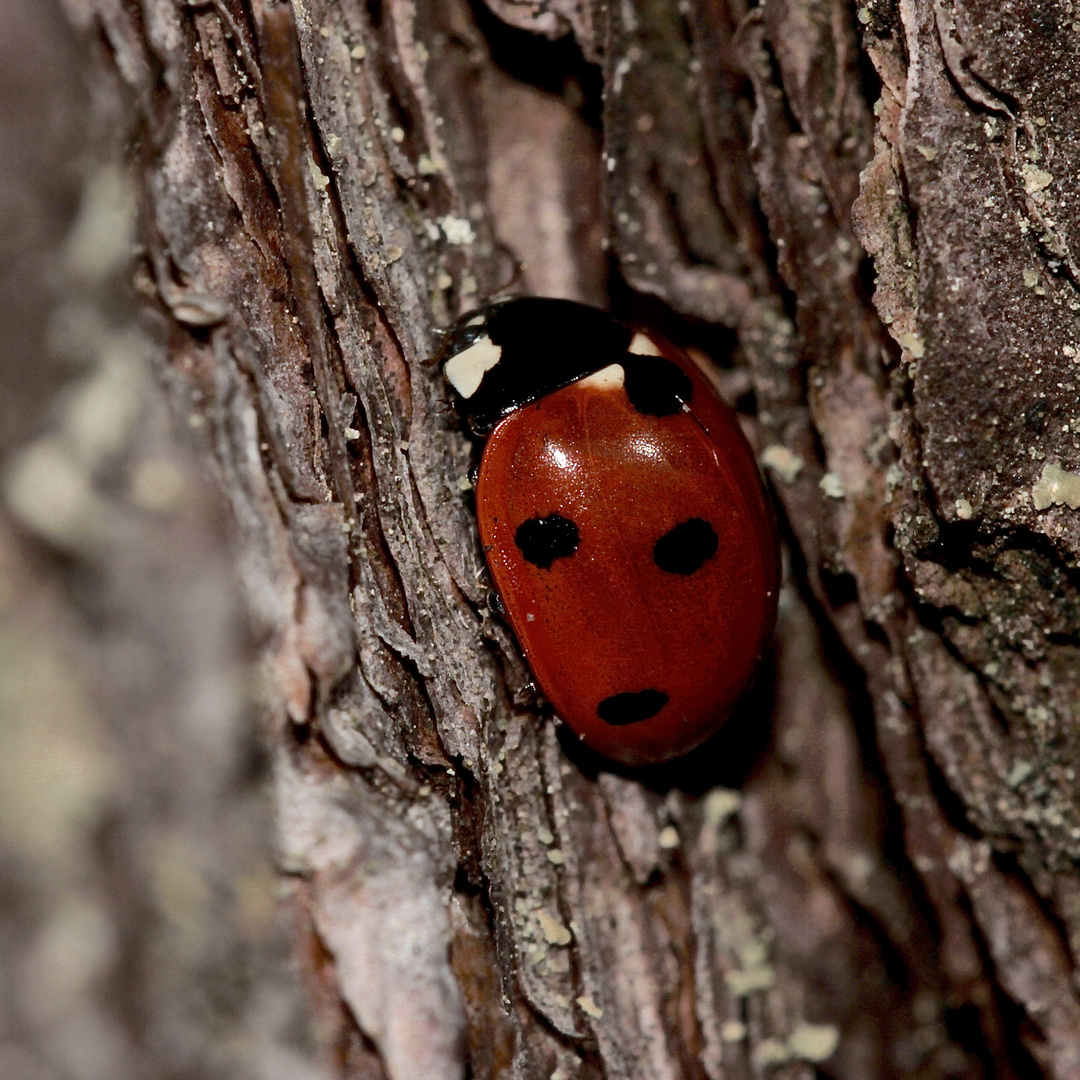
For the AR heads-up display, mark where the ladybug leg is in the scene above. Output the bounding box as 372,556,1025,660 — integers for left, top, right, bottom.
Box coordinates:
511,680,542,710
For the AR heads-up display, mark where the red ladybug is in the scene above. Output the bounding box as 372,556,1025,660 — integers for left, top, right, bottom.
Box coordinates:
442,298,778,766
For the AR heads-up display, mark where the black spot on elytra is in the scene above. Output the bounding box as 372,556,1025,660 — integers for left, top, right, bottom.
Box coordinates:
597,689,669,726
653,518,718,575
515,513,580,569
622,353,693,416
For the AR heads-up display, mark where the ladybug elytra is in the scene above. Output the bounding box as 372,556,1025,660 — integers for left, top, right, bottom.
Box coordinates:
442,297,778,766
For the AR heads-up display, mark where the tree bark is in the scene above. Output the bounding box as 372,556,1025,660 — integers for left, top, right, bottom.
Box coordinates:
67,0,1080,1076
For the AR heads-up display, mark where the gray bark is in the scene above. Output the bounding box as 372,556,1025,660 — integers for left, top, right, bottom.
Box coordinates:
27,0,1080,1076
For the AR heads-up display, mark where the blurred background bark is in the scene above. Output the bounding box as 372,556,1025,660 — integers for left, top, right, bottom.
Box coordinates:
0,4,323,1079
2,1,1080,1078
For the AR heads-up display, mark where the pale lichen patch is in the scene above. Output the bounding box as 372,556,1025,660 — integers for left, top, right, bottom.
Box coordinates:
898,331,925,358
537,910,572,946
439,215,475,245
788,1022,840,1062
657,825,680,849
1007,760,1034,788
1032,462,1080,510
576,994,603,1019
308,156,330,192
724,964,775,996
754,1039,790,1067
720,1020,746,1042
761,445,804,483
1022,164,1054,194
703,787,741,824
819,472,846,499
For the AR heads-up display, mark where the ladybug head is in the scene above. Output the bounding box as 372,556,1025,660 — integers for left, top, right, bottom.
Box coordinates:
439,297,632,437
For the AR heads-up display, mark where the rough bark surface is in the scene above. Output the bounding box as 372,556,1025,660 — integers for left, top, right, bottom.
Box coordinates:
40,0,1080,1076
0,6,328,1080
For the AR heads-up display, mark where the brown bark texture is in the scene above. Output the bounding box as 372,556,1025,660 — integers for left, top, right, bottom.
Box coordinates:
0,5,329,1080
54,0,1080,1076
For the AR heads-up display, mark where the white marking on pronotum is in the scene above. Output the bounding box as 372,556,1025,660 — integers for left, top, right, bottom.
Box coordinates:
629,331,662,356
577,363,625,391
444,335,502,398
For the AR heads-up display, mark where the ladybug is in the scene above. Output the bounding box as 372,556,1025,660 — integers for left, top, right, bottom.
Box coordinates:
441,297,778,766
